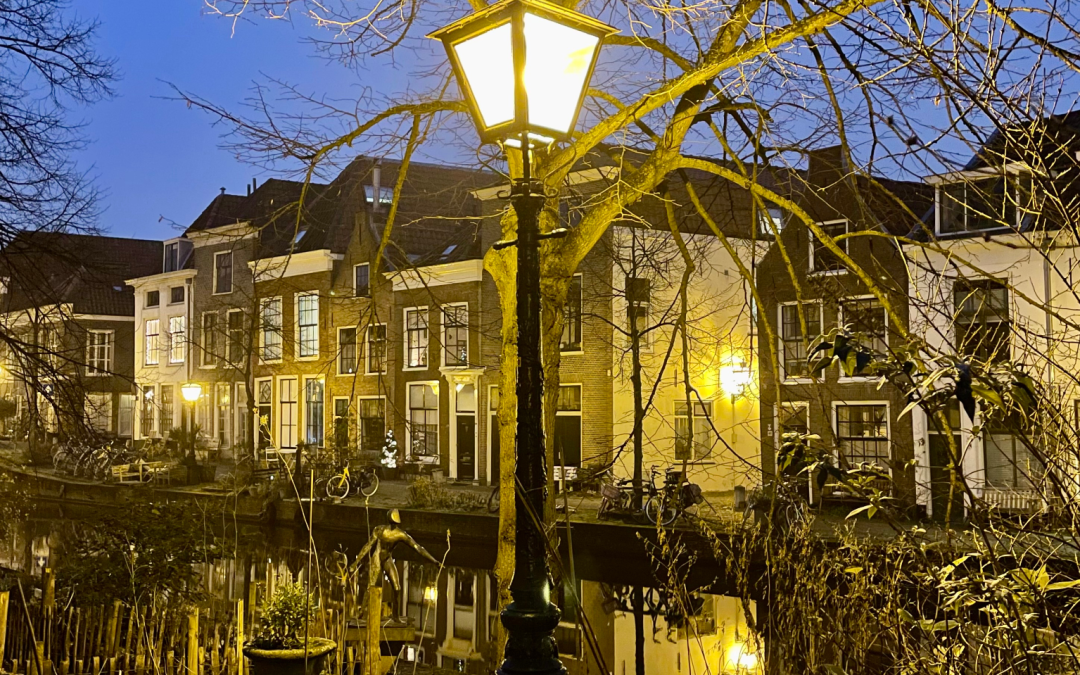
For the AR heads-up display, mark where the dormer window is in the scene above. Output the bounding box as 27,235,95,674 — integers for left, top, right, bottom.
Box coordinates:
364,185,393,205
164,242,179,272
937,172,1033,234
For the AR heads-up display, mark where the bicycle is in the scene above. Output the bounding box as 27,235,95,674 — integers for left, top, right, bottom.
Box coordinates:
487,483,501,513
324,464,379,499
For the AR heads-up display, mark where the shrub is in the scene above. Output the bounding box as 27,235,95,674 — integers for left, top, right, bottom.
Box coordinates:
254,581,312,649
407,477,486,511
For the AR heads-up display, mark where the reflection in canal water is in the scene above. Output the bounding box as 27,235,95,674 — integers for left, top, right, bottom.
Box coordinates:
0,506,761,674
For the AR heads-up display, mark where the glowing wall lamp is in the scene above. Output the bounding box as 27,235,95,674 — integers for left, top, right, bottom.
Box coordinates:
181,382,202,472
724,639,761,673
719,364,754,398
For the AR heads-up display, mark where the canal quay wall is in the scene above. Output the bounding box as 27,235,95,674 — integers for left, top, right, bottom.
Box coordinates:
7,464,748,597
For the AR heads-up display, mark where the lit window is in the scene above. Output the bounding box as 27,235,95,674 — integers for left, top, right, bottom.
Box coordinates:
405,308,428,368
554,385,582,469
144,320,160,366
835,404,889,471
297,294,319,358
407,383,438,459
675,399,714,461
443,305,468,366
304,378,324,447
168,317,186,364
86,330,113,375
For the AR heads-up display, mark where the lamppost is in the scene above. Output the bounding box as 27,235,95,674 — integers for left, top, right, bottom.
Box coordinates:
180,382,202,471
431,4,614,674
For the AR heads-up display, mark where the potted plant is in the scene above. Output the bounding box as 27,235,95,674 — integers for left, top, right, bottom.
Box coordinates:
244,581,335,675
380,429,399,480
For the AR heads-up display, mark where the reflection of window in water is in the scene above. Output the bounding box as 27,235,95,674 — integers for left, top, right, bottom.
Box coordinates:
404,563,435,638
555,577,581,658
453,572,476,641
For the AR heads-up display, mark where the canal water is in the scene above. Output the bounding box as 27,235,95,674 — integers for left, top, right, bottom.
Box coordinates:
0,501,761,675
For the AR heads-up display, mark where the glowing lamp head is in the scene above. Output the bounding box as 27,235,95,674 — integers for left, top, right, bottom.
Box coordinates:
181,382,202,403
429,0,616,144
719,365,754,398
724,640,760,673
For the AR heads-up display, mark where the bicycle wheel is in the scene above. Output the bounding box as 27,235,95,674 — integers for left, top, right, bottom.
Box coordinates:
326,474,350,500
596,497,610,520
644,497,678,526
359,472,379,498
487,485,501,513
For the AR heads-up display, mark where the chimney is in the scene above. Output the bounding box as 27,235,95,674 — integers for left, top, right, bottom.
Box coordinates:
807,145,848,183
252,178,257,192
372,161,382,214
219,187,226,195
246,184,251,196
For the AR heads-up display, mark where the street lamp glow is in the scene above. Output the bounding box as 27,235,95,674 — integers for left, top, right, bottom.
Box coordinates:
429,0,616,144
724,640,760,673
719,365,754,398
181,382,202,403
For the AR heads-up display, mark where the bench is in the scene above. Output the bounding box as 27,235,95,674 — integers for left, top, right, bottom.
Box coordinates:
110,461,174,484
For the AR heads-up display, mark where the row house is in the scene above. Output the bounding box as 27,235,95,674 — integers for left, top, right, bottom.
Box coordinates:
907,113,1080,517
0,232,162,444
756,146,931,509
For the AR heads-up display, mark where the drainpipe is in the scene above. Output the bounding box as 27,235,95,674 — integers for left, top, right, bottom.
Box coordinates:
1043,239,1054,389
372,162,382,216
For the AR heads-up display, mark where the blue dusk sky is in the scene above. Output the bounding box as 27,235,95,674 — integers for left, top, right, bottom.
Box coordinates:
75,2,424,241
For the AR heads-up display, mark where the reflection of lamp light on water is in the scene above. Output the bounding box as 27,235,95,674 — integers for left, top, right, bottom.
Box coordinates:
423,585,438,604
724,640,760,673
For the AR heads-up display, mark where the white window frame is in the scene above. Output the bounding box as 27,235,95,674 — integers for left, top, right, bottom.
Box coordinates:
337,325,359,376
216,382,232,449
837,295,888,382
277,376,299,451
831,400,892,474
404,307,429,370
441,302,469,368
554,383,582,480
354,263,370,297
366,323,388,375
406,381,439,462
213,251,234,295
809,219,849,275
674,398,715,463
624,275,652,351
358,395,387,457
561,273,584,355
775,401,810,448
778,300,823,384
168,285,185,306
226,309,245,365
331,396,351,450
259,297,283,364
145,290,160,308
168,316,186,364
140,384,157,438
933,169,1032,235
255,377,274,450
295,292,320,360
302,375,325,448
201,312,219,368
144,319,160,366
85,330,114,376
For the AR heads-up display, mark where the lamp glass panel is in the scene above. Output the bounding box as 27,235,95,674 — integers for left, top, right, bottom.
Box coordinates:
452,22,515,129
523,13,598,135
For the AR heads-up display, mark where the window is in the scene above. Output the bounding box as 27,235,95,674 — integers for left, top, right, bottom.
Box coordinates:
201,313,218,367
217,383,231,448
367,325,387,374
405,308,429,368
86,330,113,375
839,297,888,370
170,286,185,304
561,275,582,352
333,398,350,451
757,204,785,236
360,398,386,456
297,294,319,358
141,386,156,437
675,399,714,461
227,310,244,365
354,264,370,297
234,386,248,449
938,174,1033,234
780,303,822,379
168,316,186,364
304,378,324,447
118,394,134,438
338,327,357,375
144,320,160,366
164,242,179,272
810,219,848,273
86,393,111,433
626,277,650,346
365,184,393,205
257,379,272,449
407,383,438,459
954,279,1010,364
443,305,468,366
214,252,233,294
260,298,282,361
778,402,809,438
279,378,298,449
160,385,174,432
984,415,1040,490
554,385,582,468
835,404,890,470
146,290,160,308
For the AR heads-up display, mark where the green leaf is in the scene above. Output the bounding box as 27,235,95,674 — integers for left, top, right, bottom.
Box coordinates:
898,398,921,419
843,350,858,376
970,384,1005,410
844,567,863,574
846,504,873,520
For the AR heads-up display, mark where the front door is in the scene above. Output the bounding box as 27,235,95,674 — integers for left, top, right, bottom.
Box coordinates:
457,416,476,480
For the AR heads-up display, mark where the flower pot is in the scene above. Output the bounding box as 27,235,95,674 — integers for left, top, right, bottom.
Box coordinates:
379,466,399,481
243,638,336,675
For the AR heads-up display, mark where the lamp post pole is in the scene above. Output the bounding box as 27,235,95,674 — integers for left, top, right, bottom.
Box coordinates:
501,127,563,675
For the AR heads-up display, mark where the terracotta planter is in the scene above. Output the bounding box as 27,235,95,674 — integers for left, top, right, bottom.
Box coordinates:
243,638,336,675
